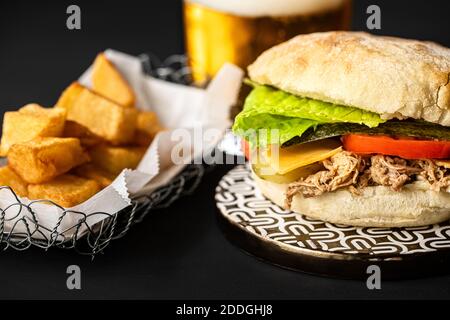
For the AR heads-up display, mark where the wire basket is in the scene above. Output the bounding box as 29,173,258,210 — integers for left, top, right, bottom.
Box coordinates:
0,55,210,256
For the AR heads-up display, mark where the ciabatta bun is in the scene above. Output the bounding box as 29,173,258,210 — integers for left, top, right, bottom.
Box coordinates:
248,31,450,126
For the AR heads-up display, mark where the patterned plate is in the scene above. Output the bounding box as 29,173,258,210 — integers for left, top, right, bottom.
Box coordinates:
215,164,450,279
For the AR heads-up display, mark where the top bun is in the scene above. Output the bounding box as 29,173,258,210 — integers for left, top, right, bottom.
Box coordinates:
248,31,450,126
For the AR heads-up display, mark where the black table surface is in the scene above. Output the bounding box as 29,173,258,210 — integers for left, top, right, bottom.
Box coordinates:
0,0,449,300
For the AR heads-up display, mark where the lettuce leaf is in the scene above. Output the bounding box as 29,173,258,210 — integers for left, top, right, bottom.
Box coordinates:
233,113,319,147
233,83,386,147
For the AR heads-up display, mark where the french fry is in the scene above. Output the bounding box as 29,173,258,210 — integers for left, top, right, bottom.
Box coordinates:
137,111,163,135
134,131,153,147
91,53,135,108
74,164,115,188
28,174,100,207
89,145,146,175
134,111,164,146
20,103,63,116
0,166,28,197
0,104,65,156
56,83,137,144
63,120,103,146
8,137,90,184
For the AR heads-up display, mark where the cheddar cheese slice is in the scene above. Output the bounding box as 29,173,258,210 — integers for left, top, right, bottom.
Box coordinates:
255,139,342,175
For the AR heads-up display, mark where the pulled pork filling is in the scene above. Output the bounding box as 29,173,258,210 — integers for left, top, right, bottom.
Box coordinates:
285,151,449,208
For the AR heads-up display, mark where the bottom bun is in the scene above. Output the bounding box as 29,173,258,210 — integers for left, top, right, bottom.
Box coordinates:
252,172,450,227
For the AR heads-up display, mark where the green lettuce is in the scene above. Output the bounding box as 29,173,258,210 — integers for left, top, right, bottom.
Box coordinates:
232,83,386,147
233,113,319,146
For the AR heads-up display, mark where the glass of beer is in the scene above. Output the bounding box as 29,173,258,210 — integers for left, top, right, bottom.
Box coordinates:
183,0,352,84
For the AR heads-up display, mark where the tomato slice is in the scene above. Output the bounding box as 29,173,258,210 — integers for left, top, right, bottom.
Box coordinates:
241,139,251,160
342,134,450,159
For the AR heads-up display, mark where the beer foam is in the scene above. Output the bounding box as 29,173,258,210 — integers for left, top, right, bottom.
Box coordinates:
186,0,345,17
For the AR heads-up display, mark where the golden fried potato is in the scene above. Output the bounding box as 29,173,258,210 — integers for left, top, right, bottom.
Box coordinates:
56,83,137,144
134,111,164,146
74,164,115,188
63,120,103,146
91,53,135,108
20,103,61,115
0,166,28,197
28,174,100,207
0,104,65,156
89,145,146,175
134,131,152,147
8,137,90,184
136,111,163,134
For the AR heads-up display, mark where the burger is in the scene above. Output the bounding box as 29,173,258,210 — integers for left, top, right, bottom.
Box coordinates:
232,31,450,227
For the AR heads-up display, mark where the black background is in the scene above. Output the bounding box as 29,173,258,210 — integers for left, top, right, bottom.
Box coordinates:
0,0,450,299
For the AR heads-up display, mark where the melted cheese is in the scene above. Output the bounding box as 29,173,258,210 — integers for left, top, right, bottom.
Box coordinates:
255,139,342,175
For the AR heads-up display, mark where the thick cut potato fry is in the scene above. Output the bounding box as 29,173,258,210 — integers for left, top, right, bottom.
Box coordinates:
28,174,100,208
0,104,65,156
89,145,146,175
8,137,90,184
137,111,163,135
20,103,62,116
0,166,28,197
92,53,135,108
56,83,137,144
134,131,153,147
74,164,115,188
134,111,164,146
63,120,103,146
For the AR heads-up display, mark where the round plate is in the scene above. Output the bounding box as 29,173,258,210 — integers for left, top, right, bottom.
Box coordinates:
215,164,450,279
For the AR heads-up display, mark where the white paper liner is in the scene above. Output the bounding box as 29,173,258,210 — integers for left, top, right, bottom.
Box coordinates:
1,49,244,241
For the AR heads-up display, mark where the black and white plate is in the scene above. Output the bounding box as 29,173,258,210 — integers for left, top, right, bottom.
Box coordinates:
215,164,450,279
